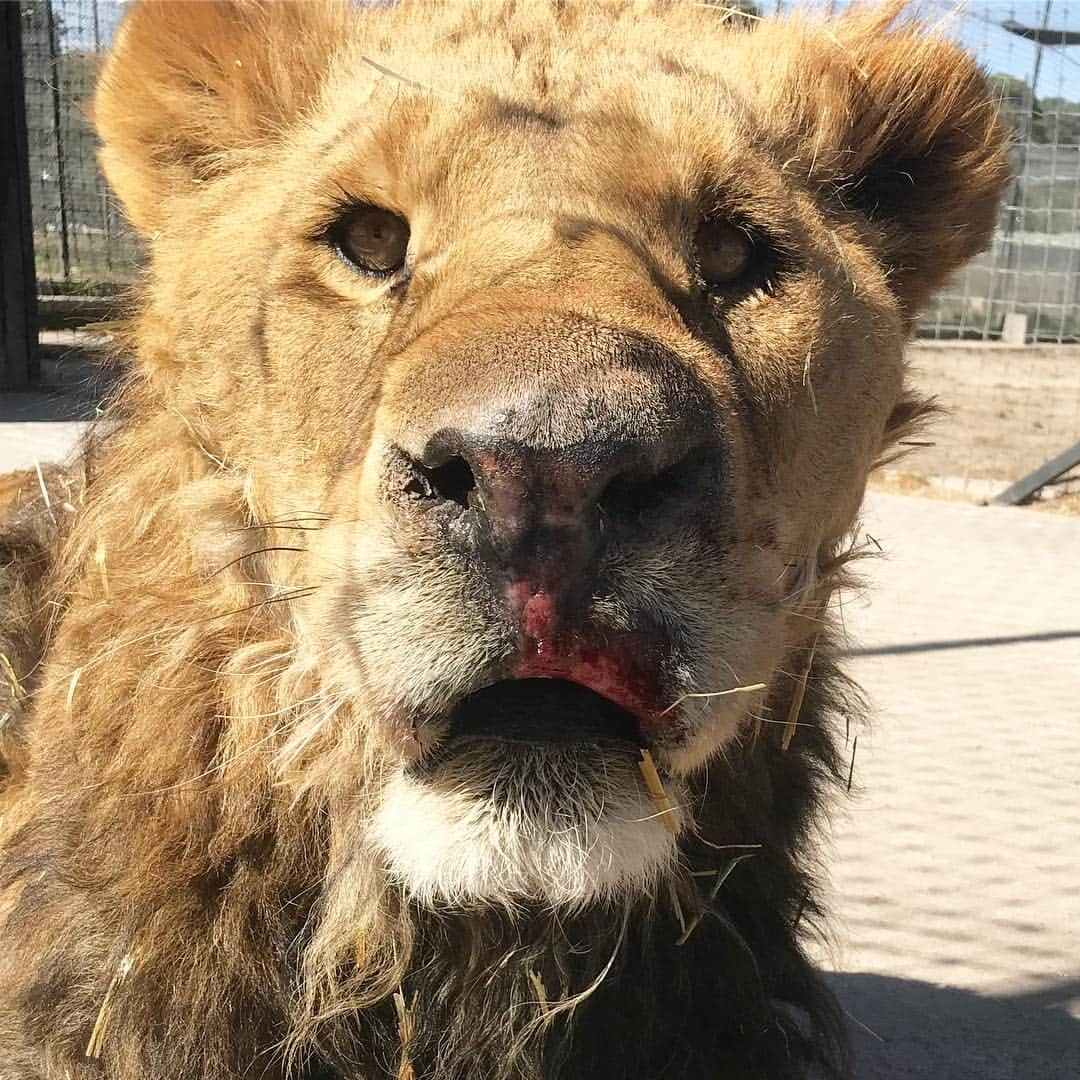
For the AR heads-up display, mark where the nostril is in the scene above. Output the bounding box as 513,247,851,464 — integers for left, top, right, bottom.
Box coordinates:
429,456,477,507
599,449,707,519
404,455,477,509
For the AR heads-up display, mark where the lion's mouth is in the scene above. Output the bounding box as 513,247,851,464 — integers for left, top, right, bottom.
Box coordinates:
454,677,643,746
411,677,644,775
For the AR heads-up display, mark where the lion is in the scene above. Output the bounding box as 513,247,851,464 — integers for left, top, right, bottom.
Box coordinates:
0,2,1007,1077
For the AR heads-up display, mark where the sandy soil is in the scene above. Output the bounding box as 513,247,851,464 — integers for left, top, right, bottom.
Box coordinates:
879,343,1080,508
901,343,1080,481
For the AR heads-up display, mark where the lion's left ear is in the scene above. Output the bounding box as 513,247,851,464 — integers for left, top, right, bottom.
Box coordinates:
94,0,352,234
759,7,1012,314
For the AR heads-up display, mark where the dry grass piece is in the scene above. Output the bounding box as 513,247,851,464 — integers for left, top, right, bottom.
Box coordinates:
676,851,758,946
637,748,680,834
657,681,766,719
783,635,819,750
525,965,550,1016
85,947,140,1061
393,988,416,1080
0,653,24,700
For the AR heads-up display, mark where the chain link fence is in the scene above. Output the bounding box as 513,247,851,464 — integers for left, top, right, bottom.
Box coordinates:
919,1,1080,344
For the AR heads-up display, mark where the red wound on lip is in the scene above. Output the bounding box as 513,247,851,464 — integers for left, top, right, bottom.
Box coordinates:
521,590,555,643
507,582,665,724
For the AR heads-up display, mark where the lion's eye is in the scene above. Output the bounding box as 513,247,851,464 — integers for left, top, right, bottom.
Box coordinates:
695,218,754,288
333,205,410,276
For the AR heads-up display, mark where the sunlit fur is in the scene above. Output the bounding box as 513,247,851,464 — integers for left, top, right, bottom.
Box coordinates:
0,2,1007,1078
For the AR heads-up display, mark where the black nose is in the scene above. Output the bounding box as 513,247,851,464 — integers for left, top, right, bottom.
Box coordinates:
393,329,720,618
415,427,703,558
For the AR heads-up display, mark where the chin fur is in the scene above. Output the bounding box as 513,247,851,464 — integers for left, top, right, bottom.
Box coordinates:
369,745,680,910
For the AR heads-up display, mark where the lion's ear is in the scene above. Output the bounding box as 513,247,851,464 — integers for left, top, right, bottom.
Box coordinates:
94,0,351,233
765,8,1011,314
834,14,1011,312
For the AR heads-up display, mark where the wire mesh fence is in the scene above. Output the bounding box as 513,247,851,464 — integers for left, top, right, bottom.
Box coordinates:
921,1,1080,343
20,0,137,295
15,0,1080,345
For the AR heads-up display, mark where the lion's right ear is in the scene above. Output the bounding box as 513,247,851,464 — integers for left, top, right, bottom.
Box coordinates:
747,5,1010,317
94,0,351,234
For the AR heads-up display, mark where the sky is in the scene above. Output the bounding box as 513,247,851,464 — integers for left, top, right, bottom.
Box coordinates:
941,1,1080,99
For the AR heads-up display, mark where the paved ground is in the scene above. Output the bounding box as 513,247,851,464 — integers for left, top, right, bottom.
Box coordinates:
0,354,103,472
827,492,1080,1078
1,399,1077,1078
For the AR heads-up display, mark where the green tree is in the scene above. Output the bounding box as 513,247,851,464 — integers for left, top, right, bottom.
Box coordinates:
989,73,1052,143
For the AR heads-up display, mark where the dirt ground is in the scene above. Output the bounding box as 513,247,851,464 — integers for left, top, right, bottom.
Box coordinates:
873,342,1080,507
869,469,1080,515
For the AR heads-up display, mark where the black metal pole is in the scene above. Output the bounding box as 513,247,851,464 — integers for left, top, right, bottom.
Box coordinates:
0,2,40,387
991,439,1080,505
92,0,113,275
44,0,71,284
990,0,1056,340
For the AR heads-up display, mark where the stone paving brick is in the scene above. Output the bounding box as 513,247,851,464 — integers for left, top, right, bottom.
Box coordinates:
0,386,92,474
0,420,88,473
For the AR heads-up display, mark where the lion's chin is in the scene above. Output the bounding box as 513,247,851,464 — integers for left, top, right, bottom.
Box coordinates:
369,745,680,910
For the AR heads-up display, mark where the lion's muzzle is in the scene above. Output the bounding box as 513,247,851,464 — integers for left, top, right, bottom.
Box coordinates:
379,317,728,738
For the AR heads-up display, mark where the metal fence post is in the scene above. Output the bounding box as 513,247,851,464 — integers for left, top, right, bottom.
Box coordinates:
0,2,39,389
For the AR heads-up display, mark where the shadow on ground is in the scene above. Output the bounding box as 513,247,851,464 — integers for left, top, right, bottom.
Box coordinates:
840,628,1080,656
0,351,121,423
829,972,1080,1079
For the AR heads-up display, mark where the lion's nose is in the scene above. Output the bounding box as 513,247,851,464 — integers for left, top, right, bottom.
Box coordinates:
384,320,722,629
422,425,677,541
401,404,718,627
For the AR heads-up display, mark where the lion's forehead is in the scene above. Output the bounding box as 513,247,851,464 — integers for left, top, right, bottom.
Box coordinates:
299,10,779,221
346,0,757,98
309,83,755,224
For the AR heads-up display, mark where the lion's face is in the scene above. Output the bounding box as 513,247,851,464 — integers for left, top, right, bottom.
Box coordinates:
95,2,1007,908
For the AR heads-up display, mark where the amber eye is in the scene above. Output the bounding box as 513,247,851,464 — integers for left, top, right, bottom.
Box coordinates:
333,205,410,276
695,218,754,288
